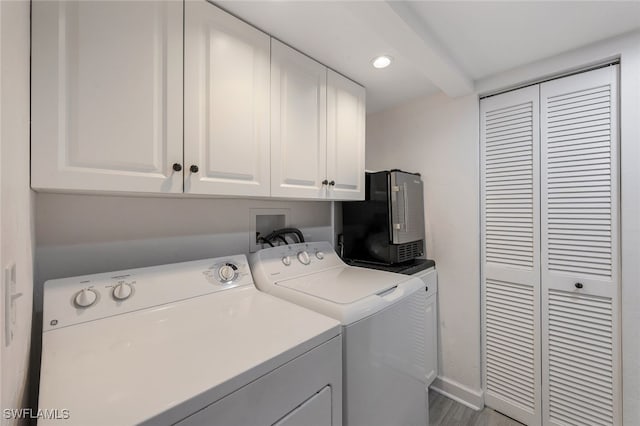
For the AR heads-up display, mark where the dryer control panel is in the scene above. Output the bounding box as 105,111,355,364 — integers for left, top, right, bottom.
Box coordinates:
250,242,344,283
43,255,253,331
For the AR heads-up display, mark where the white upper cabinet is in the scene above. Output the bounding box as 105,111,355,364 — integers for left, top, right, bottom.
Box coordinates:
327,70,366,200
271,41,366,200
31,1,184,193
31,2,365,199
184,1,270,196
271,39,328,199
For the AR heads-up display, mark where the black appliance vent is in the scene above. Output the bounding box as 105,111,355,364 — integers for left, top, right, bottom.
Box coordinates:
397,241,423,263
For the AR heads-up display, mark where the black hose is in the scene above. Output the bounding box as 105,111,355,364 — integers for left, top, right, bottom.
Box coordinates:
257,236,274,247
263,228,305,244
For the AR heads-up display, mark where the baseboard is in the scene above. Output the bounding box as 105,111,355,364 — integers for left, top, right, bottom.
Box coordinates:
430,376,484,411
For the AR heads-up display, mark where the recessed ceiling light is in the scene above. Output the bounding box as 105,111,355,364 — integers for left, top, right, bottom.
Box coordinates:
372,55,392,69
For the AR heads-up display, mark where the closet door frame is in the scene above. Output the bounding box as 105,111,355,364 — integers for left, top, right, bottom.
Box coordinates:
481,64,621,426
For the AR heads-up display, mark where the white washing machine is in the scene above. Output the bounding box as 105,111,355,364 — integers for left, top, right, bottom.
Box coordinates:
250,242,430,426
38,255,342,426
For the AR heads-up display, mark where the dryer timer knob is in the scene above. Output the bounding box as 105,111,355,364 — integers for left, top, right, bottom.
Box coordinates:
113,283,133,301
218,264,236,282
74,289,98,308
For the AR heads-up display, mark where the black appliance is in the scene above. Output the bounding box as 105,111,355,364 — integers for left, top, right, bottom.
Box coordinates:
342,170,426,265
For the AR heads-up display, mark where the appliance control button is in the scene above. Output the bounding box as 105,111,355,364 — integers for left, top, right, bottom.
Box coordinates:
74,289,98,308
297,251,311,265
218,264,236,282
315,251,325,260
112,283,133,301
282,256,292,266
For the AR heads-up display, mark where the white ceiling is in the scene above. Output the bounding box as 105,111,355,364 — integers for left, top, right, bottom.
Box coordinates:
216,1,640,114
409,1,640,80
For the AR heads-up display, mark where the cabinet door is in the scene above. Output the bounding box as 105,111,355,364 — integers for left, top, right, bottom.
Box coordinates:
480,86,542,426
31,0,183,193
271,39,327,199
540,65,620,426
184,1,270,196
326,70,365,200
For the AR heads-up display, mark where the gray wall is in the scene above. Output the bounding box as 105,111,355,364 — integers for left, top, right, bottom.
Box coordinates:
0,0,34,418
35,193,333,287
366,92,483,407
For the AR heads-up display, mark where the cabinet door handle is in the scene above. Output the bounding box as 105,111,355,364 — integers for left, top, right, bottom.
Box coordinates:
329,180,335,186
172,163,182,172
575,282,584,289
322,179,329,185
190,165,199,173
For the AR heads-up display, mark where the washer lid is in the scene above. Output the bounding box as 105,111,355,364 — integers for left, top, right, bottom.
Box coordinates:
276,266,410,304
38,286,340,426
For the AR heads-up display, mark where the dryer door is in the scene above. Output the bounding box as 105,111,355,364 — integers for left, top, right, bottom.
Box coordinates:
274,386,331,426
175,337,341,426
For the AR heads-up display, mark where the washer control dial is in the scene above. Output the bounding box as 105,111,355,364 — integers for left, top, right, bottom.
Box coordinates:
113,283,133,301
218,263,238,282
315,251,325,260
282,256,292,266
297,251,311,265
74,289,98,308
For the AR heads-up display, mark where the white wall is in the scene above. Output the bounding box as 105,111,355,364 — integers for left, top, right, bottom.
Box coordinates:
0,0,34,421
366,93,483,408
366,30,640,422
35,194,333,288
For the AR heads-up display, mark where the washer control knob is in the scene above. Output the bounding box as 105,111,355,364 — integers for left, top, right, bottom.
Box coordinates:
218,264,236,282
297,251,311,265
113,283,133,301
282,256,292,266
74,289,98,308
315,251,325,260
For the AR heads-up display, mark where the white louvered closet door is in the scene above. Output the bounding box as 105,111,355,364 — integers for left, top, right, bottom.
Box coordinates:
540,65,620,426
480,86,542,426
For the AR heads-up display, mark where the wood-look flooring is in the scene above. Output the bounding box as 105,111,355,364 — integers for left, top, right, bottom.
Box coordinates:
429,390,523,426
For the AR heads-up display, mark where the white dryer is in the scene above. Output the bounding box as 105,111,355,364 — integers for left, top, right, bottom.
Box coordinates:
38,255,342,426
250,242,430,426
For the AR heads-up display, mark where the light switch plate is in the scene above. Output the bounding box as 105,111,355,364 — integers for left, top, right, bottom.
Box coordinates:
4,262,21,347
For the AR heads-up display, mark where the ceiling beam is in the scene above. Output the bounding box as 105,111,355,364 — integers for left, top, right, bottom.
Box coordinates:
341,1,474,97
